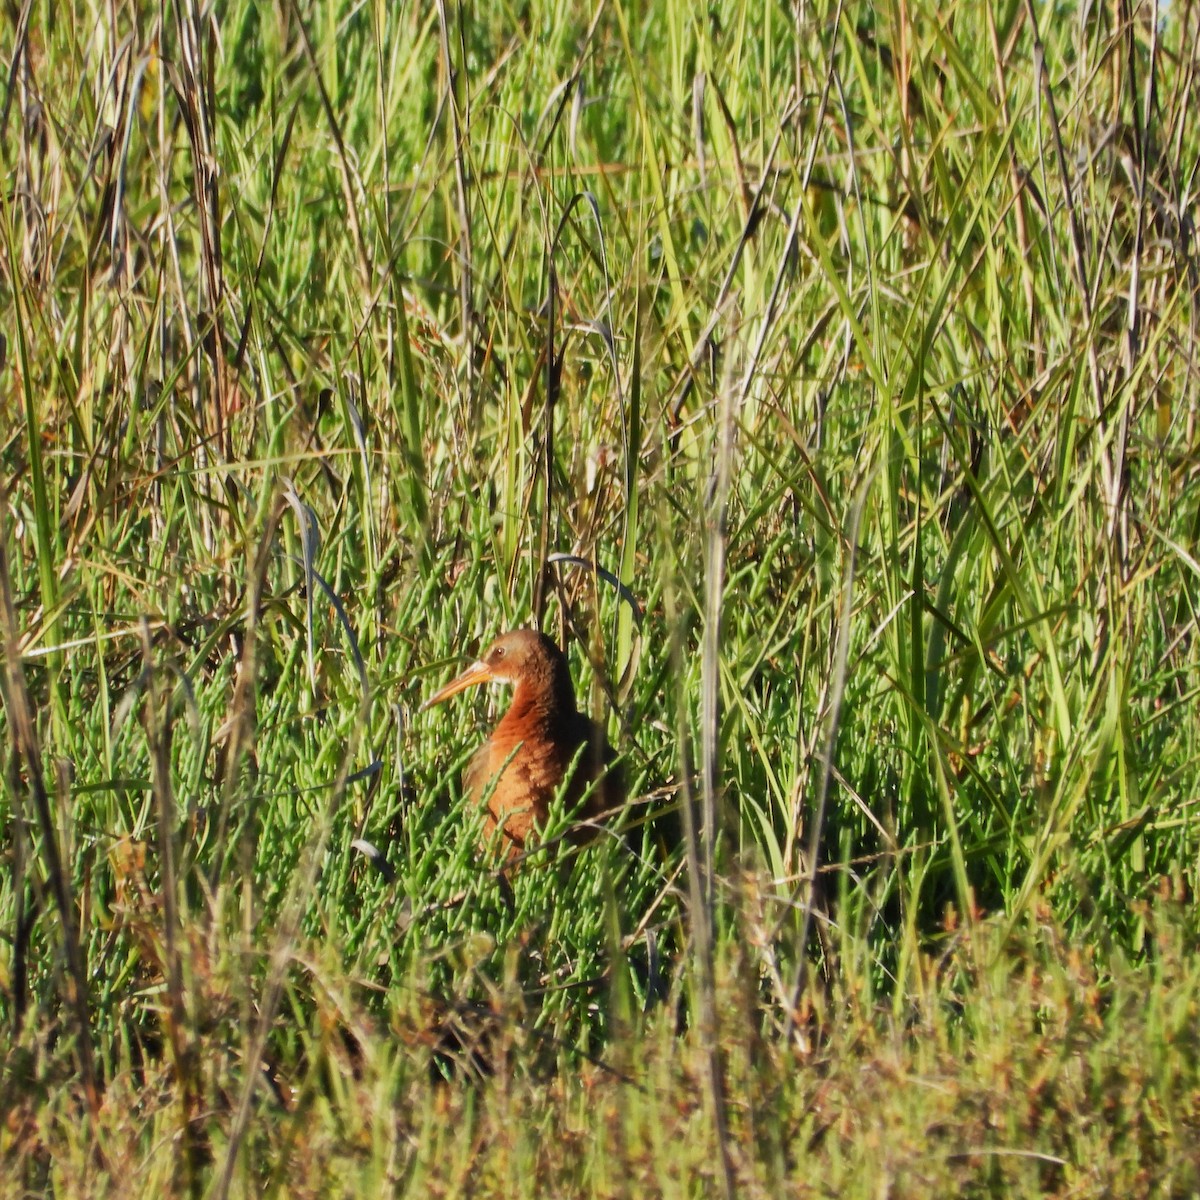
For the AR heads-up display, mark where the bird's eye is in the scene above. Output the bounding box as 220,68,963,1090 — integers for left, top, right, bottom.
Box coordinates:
492,646,506,660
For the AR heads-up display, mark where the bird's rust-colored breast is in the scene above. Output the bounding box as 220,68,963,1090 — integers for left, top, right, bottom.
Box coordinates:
465,709,620,857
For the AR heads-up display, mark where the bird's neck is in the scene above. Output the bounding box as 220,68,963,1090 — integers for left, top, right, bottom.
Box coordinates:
500,672,577,735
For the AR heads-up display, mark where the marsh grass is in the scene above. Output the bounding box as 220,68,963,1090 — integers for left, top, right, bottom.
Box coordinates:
3,0,1200,1192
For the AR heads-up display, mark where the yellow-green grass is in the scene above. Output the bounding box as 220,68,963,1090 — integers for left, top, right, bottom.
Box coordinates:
2,0,1199,1192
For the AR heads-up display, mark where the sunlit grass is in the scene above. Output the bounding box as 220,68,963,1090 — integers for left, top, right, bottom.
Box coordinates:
2,0,1199,1192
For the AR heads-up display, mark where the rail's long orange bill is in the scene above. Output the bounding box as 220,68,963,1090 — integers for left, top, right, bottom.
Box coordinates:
421,660,496,710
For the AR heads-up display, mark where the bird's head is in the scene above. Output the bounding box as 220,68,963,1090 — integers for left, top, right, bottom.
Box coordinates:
422,629,574,710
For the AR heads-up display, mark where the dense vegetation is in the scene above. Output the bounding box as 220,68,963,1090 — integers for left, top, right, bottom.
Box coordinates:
3,0,1200,1193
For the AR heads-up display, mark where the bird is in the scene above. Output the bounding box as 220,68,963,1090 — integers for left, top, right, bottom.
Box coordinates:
422,629,623,863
